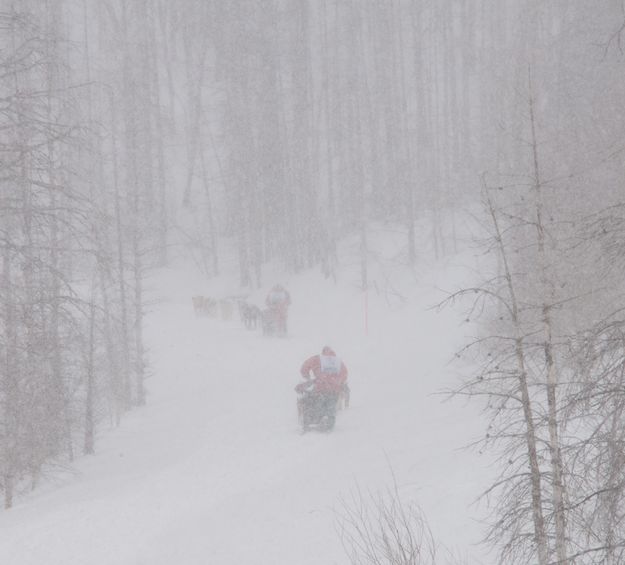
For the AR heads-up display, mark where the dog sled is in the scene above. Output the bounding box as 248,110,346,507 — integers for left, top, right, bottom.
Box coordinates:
295,380,350,433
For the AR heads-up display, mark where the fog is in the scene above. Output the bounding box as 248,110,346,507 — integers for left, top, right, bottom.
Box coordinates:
1,2,625,564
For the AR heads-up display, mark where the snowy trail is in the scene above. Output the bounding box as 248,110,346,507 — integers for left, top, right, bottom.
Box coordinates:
0,261,493,565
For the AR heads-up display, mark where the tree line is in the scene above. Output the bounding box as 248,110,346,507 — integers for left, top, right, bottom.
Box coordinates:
1,0,485,510
0,0,161,508
444,3,625,564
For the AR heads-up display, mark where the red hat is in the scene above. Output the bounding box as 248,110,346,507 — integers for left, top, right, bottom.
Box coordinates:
322,346,335,356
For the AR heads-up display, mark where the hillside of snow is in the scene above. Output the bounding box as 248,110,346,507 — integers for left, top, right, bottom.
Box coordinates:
0,225,495,565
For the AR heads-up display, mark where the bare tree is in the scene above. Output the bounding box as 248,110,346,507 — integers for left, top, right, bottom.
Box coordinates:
440,186,549,565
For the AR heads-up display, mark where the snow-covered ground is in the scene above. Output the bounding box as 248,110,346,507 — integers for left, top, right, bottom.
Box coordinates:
0,229,495,564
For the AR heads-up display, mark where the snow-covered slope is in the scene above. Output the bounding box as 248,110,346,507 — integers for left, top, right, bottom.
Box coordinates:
0,231,494,564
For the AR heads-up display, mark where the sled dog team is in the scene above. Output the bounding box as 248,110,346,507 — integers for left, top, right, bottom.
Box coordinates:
192,284,349,432
193,283,290,337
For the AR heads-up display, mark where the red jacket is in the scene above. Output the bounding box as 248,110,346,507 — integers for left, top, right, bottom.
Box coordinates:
300,351,348,394
266,286,290,311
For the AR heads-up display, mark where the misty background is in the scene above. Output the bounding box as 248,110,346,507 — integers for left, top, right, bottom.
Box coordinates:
2,2,625,564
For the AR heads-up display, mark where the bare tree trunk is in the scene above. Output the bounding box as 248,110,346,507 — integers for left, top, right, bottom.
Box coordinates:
486,191,549,565
157,0,176,127
45,0,73,460
321,0,338,280
109,89,132,413
84,299,96,455
132,196,146,407
603,385,625,565
2,241,17,510
199,143,219,276
528,73,567,565
147,2,169,266
391,0,416,266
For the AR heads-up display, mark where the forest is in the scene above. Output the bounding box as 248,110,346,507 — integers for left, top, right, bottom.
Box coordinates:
2,1,625,564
